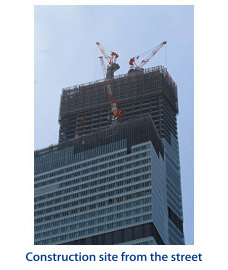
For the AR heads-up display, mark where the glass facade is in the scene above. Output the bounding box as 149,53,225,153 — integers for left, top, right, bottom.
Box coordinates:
35,139,167,245
35,115,169,245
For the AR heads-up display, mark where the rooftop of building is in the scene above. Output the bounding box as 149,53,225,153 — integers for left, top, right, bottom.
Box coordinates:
35,114,164,160
59,66,178,120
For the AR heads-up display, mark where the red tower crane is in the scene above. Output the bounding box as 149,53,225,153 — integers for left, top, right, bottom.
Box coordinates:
129,41,167,70
75,116,85,138
96,42,119,66
96,42,123,123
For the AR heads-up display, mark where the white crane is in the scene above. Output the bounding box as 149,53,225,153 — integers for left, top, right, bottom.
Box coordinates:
96,42,123,122
129,41,167,70
96,42,120,79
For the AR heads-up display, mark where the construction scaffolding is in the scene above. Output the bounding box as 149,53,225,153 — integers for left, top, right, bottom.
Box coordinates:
58,66,178,144
35,114,164,161
60,66,177,116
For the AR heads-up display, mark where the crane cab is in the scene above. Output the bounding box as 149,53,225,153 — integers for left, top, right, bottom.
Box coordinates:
128,67,144,76
107,63,120,79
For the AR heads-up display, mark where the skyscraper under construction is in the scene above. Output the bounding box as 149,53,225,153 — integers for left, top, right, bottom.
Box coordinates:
34,65,185,245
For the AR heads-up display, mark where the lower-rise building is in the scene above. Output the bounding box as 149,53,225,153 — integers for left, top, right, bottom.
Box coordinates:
34,115,169,245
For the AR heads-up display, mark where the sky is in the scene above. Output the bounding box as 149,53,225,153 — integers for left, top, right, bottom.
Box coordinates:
34,5,194,245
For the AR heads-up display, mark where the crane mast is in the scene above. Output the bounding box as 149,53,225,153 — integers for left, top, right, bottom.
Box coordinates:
96,42,123,123
75,116,85,138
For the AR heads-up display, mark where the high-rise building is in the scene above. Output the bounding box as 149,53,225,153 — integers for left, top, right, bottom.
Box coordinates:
34,66,185,245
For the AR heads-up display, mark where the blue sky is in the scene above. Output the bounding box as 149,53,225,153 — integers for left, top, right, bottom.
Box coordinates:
34,5,194,244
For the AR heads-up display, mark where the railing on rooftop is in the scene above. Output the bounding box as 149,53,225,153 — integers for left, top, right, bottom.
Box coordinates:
62,66,176,93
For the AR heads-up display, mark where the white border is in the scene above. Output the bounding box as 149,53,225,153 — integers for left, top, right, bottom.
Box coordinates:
1,0,228,269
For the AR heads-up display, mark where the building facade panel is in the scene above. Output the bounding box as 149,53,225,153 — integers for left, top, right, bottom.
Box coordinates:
35,116,168,245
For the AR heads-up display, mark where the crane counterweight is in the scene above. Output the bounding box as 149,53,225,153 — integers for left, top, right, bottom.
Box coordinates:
128,41,167,74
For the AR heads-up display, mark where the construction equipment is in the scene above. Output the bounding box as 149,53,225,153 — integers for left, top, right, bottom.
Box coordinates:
129,41,167,74
75,116,85,138
96,42,123,123
96,42,120,79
